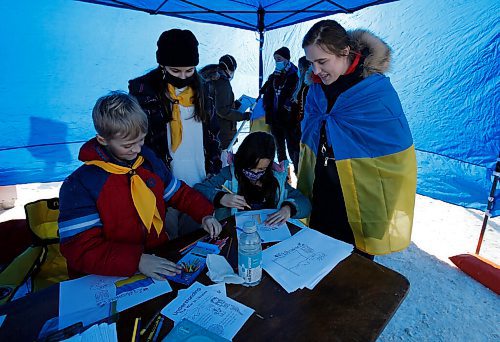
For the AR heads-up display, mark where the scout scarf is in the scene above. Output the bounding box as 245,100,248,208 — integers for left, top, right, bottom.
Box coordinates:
85,156,163,235
167,84,194,152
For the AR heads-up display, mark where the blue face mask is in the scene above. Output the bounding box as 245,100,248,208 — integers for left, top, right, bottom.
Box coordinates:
275,61,287,72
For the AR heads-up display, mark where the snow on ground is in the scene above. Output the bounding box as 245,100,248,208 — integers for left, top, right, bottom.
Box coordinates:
0,183,498,341
377,196,499,341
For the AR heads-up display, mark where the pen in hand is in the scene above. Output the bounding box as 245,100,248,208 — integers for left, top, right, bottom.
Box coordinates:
219,185,252,210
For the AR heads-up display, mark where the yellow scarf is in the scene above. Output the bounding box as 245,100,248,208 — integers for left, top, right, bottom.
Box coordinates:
168,84,194,152
85,156,163,236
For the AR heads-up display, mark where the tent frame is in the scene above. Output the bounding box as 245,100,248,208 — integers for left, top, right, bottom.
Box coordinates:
79,0,394,88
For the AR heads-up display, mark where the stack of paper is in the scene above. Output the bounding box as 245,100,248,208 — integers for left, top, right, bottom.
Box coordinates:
262,228,352,293
162,282,254,340
235,209,291,243
61,322,117,342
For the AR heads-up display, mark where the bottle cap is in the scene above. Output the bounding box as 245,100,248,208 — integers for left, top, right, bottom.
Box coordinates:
242,220,257,233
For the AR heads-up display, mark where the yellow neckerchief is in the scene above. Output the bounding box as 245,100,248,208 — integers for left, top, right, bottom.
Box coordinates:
85,156,163,236
167,84,194,152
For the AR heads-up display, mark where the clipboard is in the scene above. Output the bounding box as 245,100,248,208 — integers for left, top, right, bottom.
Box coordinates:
236,95,256,113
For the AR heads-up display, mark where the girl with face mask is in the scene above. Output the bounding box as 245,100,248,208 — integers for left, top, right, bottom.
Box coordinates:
129,29,222,239
260,46,300,176
194,132,311,224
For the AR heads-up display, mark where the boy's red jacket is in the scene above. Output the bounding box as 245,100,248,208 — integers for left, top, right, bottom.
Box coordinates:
58,138,214,277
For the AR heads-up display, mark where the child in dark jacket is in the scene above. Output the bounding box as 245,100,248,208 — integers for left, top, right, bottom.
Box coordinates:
194,132,311,224
58,92,221,280
261,47,299,172
200,55,250,151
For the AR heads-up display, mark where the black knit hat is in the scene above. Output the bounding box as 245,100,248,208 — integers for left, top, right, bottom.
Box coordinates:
219,54,237,72
274,46,290,60
156,29,199,67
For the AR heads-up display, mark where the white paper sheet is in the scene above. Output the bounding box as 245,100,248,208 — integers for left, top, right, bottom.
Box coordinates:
162,282,253,340
59,274,172,329
59,275,119,328
262,228,352,292
60,275,119,310
235,209,291,243
177,282,226,300
114,277,172,312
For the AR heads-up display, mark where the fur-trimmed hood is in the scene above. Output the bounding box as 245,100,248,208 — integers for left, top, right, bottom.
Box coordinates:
199,63,221,82
349,30,392,77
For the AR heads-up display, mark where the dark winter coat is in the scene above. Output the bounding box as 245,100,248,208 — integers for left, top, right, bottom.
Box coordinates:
128,68,222,175
262,63,299,128
200,64,249,150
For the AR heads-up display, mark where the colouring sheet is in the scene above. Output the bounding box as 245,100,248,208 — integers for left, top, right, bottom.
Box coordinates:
59,274,172,328
235,209,291,243
162,282,253,340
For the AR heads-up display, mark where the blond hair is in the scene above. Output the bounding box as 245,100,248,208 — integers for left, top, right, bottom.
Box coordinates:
92,91,148,140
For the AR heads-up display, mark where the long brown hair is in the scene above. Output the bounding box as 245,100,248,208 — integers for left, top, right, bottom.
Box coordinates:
302,20,358,62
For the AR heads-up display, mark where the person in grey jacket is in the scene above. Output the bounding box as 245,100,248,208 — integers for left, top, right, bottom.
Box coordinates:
200,55,250,151
194,132,311,222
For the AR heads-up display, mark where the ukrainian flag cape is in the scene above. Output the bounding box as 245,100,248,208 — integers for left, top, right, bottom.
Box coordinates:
297,74,417,255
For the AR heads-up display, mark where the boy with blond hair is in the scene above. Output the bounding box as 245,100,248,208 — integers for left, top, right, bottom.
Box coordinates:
58,91,221,279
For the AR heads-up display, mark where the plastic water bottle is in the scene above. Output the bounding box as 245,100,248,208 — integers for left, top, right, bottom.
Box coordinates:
238,220,262,286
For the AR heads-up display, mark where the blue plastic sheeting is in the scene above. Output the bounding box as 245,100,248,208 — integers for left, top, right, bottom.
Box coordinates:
0,0,498,217
77,0,397,31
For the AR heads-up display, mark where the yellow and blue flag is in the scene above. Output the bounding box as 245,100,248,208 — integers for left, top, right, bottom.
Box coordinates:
297,74,416,255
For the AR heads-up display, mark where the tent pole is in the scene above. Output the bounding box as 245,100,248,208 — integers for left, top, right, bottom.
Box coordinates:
476,153,500,254
259,30,264,90
257,7,265,90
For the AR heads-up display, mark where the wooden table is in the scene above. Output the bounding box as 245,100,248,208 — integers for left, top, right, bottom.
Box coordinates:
0,220,409,341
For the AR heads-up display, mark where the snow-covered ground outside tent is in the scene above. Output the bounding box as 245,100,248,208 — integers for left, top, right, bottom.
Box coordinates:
0,183,498,341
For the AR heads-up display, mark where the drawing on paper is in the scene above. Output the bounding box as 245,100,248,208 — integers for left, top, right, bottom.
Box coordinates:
115,275,154,296
89,278,115,306
272,242,327,276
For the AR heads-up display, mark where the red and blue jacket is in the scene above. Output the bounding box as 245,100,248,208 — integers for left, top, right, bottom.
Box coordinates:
58,138,214,278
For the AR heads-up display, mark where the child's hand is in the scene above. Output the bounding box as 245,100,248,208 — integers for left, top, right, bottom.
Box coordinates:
138,253,181,280
202,215,222,239
220,194,251,210
265,206,291,225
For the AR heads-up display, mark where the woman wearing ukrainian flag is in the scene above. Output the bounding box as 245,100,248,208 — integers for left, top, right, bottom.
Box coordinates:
298,20,417,258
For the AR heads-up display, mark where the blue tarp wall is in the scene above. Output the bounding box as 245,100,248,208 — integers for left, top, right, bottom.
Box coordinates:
0,0,498,216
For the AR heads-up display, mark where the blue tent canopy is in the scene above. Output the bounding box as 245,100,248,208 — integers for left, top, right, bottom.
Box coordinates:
78,0,397,87
1,0,498,217
78,0,397,31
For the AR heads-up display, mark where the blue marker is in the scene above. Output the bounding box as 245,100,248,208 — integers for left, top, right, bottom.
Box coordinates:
152,315,165,342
